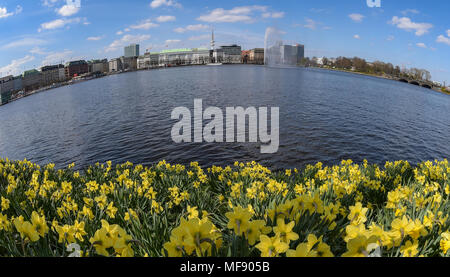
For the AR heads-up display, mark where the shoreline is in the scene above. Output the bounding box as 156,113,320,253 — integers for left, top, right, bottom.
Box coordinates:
1,63,448,108
307,66,449,95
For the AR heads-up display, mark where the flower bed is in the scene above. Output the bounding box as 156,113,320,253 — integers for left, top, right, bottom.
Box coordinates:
0,158,448,257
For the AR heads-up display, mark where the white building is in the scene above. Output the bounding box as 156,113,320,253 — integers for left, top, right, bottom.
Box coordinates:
158,48,211,66
138,53,160,69
109,58,123,72
89,59,109,73
59,67,66,81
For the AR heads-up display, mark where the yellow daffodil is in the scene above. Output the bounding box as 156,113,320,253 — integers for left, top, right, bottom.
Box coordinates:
255,235,289,257
14,216,40,242
1,197,10,211
348,202,368,225
106,202,118,219
342,235,379,257
245,220,270,246
187,206,199,219
273,219,299,243
440,232,450,255
30,211,49,238
225,206,252,236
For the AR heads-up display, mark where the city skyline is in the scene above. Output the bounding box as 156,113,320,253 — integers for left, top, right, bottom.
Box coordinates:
0,0,449,83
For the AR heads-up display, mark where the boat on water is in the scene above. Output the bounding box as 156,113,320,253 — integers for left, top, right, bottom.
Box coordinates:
207,63,223,66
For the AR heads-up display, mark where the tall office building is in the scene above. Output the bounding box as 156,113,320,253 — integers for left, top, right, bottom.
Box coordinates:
124,44,140,58
296,44,305,63
279,44,305,65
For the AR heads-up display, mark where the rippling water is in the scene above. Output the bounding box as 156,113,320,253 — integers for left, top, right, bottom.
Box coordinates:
0,65,449,170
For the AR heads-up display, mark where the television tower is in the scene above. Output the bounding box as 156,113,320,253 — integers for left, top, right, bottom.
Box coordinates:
210,29,215,51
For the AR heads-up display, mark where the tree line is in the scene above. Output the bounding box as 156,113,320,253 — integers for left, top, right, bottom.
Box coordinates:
300,56,432,82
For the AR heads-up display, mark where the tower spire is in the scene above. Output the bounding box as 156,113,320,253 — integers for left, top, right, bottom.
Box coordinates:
211,28,215,50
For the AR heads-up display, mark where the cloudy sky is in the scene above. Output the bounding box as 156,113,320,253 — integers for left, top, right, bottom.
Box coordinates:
0,0,449,83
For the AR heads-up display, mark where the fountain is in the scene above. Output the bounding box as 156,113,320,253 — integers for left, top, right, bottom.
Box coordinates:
264,27,303,67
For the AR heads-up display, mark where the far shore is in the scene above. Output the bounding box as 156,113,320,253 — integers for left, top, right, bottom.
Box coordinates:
1,63,448,108
306,66,449,95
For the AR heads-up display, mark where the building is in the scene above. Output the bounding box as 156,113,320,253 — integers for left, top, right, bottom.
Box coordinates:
65,60,89,79
89,59,109,73
316,57,324,66
13,76,23,92
159,48,211,66
242,48,264,64
0,75,14,94
109,58,123,72
250,48,264,65
120,56,138,71
266,43,304,66
280,44,304,65
137,52,160,69
215,45,242,64
242,50,251,64
22,69,42,92
40,64,65,86
295,44,305,64
0,75,14,105
124,44,139,58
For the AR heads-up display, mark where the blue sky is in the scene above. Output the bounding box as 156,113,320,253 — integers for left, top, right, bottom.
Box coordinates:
0,0,449,84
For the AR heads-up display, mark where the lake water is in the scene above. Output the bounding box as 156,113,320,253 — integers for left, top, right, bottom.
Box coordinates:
0,65,449,170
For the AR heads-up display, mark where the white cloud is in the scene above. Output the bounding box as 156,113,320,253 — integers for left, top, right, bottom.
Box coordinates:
437,35,450,46
156,15,176,22
401,9,419,16
197,6,268,23
174,24,209,33
105,34,151,52
349,13,364,23
447,29,450,37
41,50,74,66
353,34,360,39
130,19,159,30
387,35,395,41
40,19,67,30
0,55,35,76
389,16,433,36
39,17,87,31
87,36,104,41
3,38,47,49
165,39,181,45
262,12,285,19
174,27,185,33
416,42,426,48
56,4,80,16
29,47,48,55
304,18,319,30
42,0,60,7
15,5,23,15
150,0,181,9
0,5,22,19
116,31,124,35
